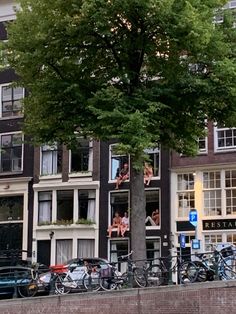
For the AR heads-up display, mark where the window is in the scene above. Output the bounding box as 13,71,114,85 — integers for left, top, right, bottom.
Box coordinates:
77,239,95,257
144,148,160,177
145,190,160,227
177,173,195,218
0,196,23,221
146,239,160,261
215,127,236,151
203,171,221,216
41,144,62,175
226,234,236,246
70,139,93,173
204,234,222,251
110,145,129,180
0,133,22,172
198,137,207,153
56,239,72,264
110,191,129,224
1,85,24,117
110,239,129,273
177,173,194,190
57,190,73,222
225,170,236,215
38,192,52,225
78,190,96,222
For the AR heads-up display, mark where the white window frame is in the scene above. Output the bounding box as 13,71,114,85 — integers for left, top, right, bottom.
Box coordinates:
40,144,62,176
109,188,160,230
198,136,208,154
144,147,161,179
177,173,195,219
109,144,130,182
69,139,93,176
202,171,222,217
0,83,25,119
0,131,24,174
214,126,236,152
225,169,236,215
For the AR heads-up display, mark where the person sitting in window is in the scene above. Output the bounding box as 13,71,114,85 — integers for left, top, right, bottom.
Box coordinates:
120,211,129,237
107,212,122,237
115,163,129,189
151,209,160,225
145,209,160,226
144,162,153,186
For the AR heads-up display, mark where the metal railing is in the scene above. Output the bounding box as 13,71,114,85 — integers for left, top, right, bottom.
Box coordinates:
1,247,236,299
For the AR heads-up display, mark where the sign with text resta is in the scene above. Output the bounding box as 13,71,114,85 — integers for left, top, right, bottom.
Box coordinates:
189,209,197,228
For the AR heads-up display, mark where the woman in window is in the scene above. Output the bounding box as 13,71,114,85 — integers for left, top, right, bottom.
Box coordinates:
107,212,122,237
120,212,129,237
144,162,153,186
115,163,129,189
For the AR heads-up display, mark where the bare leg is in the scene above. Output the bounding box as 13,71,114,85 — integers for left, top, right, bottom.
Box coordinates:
107,226,113,237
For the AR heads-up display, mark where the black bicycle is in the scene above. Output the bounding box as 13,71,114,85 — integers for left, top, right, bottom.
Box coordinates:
100,251,147,290
145,255,198,286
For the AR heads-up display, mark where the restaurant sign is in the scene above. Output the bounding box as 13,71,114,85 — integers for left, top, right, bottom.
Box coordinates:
203,219,236,231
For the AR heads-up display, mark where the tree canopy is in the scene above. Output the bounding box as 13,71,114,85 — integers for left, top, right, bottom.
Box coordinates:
2,0,236,156
2,0,236,261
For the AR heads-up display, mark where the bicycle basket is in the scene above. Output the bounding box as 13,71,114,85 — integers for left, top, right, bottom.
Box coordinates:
221,246,234,257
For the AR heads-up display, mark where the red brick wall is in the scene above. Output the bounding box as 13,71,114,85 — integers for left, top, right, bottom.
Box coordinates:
171,121,236,169
1,281,236,314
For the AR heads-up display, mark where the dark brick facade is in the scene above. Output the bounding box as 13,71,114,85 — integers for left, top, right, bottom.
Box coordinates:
172,121,236,168
99,141,171,259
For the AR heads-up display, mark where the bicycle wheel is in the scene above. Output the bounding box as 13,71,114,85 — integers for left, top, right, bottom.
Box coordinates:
83,270,101,291
146,264,164,287
179,261,198,284
193,261,208,282
221,256,236,280
100,274,119,291
18,278,38,298
133,267,147,288
54,273,72,294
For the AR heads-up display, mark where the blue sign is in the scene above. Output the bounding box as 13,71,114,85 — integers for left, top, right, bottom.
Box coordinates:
179,234,186,249
192,239,200,250
189,209,198,227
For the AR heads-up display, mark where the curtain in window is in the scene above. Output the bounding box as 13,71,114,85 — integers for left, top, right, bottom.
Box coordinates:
87,190,95,221
77,239,94,257
42,150,57,175
39,193,51,223
56,240,72,264
110,243,117,263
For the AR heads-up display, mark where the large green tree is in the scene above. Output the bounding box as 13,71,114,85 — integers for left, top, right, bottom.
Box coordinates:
2,0,236,261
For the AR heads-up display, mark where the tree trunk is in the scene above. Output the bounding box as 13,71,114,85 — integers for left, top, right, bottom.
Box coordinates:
130,157,146,264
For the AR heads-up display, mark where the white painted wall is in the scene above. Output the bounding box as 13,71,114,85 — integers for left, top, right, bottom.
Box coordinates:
0,0,17,22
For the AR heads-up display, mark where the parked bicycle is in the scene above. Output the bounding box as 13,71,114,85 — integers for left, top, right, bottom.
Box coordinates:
145,254,198,286
55,260,101,294
17,263,52,298
100,251,147,290
194,244,236,282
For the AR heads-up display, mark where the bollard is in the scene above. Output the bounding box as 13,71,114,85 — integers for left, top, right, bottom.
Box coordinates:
49,272,56,295
214,251,219,281
13,270,18,298
127,260,133,288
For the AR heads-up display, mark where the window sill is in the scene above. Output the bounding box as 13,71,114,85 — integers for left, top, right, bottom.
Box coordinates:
69,171,92,178
0,115,24,120
36,223,96,229
0,171,23,176
108,176,160,184
214,148,236,153
0,220,23,224
39,174,62,180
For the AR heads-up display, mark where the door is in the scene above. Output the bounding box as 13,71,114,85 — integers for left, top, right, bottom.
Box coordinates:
37,240,51,266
